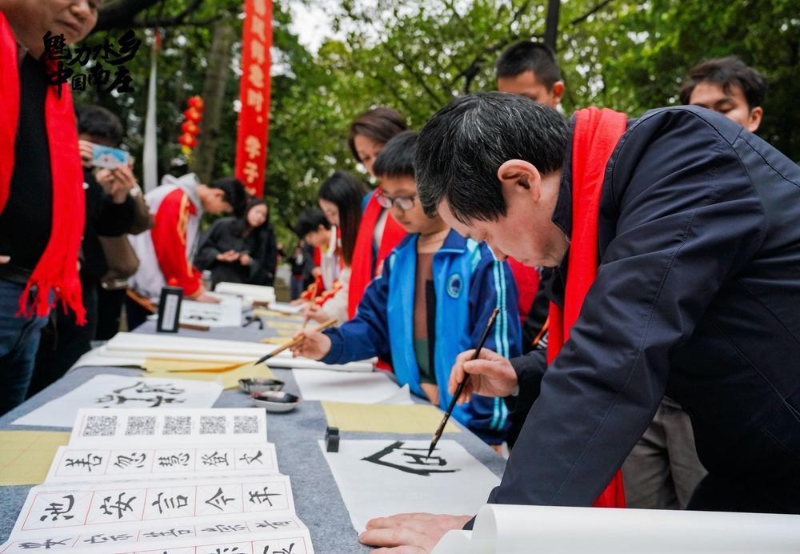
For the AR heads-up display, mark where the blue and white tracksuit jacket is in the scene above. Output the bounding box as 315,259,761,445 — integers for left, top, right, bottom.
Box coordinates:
321,229,522,445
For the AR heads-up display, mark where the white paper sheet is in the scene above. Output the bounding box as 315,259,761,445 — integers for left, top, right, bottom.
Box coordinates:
10,475,295,536
179,297,242,328
12,376,222,428
97,332,375,371
320,439,500,532
1,479,302,554
214,282,276,303
294,369,412,404
65,408,267,447
45,443,279,483
432,504,800,553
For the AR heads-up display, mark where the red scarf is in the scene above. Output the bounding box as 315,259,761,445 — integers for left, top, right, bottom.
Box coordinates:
348,188,406,318
0,13,86,324
547,107,628,508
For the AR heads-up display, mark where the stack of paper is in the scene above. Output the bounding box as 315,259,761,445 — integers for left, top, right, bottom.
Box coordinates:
1,408,315,554
76,332,376,372
214,282,276,304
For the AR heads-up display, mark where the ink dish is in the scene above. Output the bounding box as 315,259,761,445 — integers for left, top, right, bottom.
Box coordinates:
239,378,285,394
251,391,300,413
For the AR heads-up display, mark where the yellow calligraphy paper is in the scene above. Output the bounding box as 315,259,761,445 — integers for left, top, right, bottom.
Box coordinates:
0,431,70,485
321,401,461,434
143,358,242,372
145,362,275,390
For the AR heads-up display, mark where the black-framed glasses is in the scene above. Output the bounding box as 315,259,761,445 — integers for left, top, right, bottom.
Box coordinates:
376,189,418,210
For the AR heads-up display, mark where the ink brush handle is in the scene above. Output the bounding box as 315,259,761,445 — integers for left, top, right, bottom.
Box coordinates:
255,318,337,365
426,308,500,458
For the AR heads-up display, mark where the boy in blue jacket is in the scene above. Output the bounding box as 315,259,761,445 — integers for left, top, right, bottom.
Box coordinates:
291,131,521,448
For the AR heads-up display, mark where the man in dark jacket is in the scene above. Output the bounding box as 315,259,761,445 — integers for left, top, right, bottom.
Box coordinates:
359,93,800,551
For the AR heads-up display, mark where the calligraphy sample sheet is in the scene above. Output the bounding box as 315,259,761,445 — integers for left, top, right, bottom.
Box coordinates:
294,370,412,404
320,439,500,532
1,408,315,554
1,529,313,554
12,376,223,428
45,443,279,483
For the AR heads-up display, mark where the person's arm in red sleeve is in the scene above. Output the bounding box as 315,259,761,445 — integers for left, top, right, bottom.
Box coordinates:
151,189,203,298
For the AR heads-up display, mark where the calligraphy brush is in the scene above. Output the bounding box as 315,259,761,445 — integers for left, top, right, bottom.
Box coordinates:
426,308,500,459
255,318,338,365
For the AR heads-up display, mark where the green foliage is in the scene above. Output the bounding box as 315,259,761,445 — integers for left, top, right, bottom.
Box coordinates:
79,0,800,251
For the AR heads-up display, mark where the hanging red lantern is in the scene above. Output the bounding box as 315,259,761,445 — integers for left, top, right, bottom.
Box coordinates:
187,95,205,112
181,121,199,135
178,133,197,148
183,107,202,123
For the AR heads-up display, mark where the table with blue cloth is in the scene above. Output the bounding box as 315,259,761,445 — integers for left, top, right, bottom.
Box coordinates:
0,318,507,551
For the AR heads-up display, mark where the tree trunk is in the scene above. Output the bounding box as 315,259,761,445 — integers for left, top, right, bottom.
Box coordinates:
190,19,235,183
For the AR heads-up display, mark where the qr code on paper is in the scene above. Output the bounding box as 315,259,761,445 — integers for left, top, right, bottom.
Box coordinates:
163,415,192,435
233,415,260,435
125,415,156,436
82,415,118,437
199,416,226,435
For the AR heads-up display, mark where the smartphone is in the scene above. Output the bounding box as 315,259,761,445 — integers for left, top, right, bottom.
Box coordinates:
92,144,131,169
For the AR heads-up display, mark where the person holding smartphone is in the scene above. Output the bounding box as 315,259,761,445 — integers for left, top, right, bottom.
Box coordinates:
29,104,140,397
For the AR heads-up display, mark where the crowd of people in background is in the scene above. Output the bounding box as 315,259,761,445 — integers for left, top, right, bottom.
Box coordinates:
1,2,798,553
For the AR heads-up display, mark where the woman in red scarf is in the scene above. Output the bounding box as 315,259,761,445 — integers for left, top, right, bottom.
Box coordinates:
346,107,409,319
0,0,97,414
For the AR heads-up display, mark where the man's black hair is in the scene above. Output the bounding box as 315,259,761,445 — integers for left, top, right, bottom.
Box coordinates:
209,176,247,218
495,41,561,89
679,56,767,109
75,104,124,147
293,208,330,239
415,92,568,224
372,130,418,180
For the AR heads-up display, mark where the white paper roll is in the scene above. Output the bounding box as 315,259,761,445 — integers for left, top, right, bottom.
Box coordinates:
433,504,800,553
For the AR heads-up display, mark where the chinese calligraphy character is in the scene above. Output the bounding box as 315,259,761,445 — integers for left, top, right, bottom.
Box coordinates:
247,486,281,506
201,451,229,467
39,495,75,521
246,88,265,113
361,441,459,476
201,523,247,533
104,65,135,93
142,527,192,538
151,491,189,515
113,452,147,469
18,538,70,549
204,487,235,511
100,492,137,519
254,519,292,530
243,161,259,184
245,136,262,159
239,450,263,465
248,63,265,89
65,453,103,472
83,533,133,544
43,31,70,60
158,453,191,467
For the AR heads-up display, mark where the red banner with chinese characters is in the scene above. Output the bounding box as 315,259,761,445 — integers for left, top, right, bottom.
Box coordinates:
235,0,272,197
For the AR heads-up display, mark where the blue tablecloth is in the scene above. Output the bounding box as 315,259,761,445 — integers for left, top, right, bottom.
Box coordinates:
0,362,507,550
